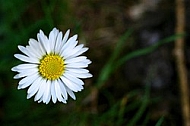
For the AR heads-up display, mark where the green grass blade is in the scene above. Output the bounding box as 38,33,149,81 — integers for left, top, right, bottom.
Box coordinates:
115,33,185,70
96,29,133,88
155,116,164,126
127,83,150,126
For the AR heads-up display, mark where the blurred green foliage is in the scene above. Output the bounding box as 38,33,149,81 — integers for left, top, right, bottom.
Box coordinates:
0,0,183,126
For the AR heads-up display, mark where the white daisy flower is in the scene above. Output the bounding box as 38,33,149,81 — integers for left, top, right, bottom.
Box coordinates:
11,28,92,104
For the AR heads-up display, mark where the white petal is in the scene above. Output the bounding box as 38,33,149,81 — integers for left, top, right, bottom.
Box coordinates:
57,79,68,99
67,68,89,74
18,45,26,53
46,89,52,104
62,29,70,44
83,59,92,64
11,66,19,71
54,80,66,103
64,44,83,56
27,76,42,99
67,35,78,44
18,45,40,60
12,64,38,71
18,73,39,89
65,62,89,68
66,71,92,79
60,35,78,57
66,47,89,59
34,79,47,101
18,81,33,89
55,32,63,53
62,100,67,103
14,68,38,79
51,81,57,103
61,41,78,58
60,76,83,92
14,54,39,63
13,74,22,79
65,86,76,100
37,97,43,103
18,45,31,57
64,56,87,64
28,39,45,57
37,30,50,54
43,80,51,104
49,28,59,52
64,72,84,85
76,73,92,78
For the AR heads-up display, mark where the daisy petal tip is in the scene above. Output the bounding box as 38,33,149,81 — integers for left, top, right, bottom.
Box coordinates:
17,86,22,90
90,74,93,78
13,54,18,58
26,96,30,99
73,35,78,40
13,74,20,79
66,29,70,33
39,29,43,33
62,100,67,104
17,45,23,49
89,60,92,64
52,98,57,104
52,27,57,30
38,100,42,103
27,94,33,99
11,67,16,71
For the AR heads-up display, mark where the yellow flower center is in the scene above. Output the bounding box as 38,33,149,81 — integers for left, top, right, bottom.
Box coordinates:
39,54,65,80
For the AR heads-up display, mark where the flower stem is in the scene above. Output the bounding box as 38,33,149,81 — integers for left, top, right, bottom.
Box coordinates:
175,0,190,125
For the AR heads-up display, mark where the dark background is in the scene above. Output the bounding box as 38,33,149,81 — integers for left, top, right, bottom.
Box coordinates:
0,0,189,125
